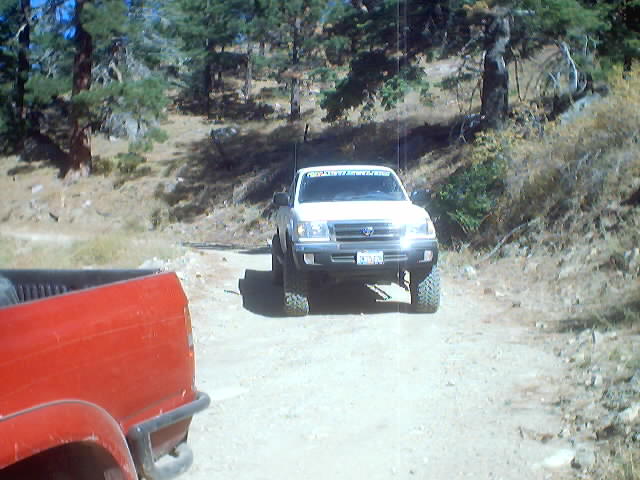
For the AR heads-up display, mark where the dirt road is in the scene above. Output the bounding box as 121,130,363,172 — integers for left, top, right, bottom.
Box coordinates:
175,247,574,480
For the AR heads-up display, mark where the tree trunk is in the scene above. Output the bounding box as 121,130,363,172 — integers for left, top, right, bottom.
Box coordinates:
204,59,212,118
243,42,253,102
16,0,30,148
214,46,224,92
259,41,265,56
480,15,510,131
68,0,93,178
290,77,300,121
289,18,301,121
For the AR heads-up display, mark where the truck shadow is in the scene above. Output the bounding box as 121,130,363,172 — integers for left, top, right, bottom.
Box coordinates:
239,269,410,317
238,270,282,317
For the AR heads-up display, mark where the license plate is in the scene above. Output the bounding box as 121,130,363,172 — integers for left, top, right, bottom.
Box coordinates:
356,251,384,265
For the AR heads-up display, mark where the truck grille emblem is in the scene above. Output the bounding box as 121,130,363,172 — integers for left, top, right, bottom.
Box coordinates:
361,226,375,237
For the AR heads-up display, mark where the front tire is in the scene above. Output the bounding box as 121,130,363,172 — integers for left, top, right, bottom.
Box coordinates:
410,265,440,313
283,249,310,316
271,234,283,285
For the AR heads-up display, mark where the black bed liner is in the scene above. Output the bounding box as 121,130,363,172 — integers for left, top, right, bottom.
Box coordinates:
0,269,158,305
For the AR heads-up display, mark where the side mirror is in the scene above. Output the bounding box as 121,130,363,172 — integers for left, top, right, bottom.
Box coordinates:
410,189,431,205
273,192,290,207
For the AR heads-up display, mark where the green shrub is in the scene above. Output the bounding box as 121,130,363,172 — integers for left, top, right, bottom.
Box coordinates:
92,156,115,175
116,152,146,174
435,131,508,233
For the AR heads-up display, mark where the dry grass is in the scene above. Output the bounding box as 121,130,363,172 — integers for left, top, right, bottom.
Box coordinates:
0,235,18,266
609,448,640,480
0,233,181,269
477,66,640,248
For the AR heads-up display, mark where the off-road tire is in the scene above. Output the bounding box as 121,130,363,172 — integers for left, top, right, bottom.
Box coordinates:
271,234,283,285
410,266,440,313
283,249,309,316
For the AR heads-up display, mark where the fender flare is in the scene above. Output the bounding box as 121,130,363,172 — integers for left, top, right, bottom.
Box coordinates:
0,400,137,479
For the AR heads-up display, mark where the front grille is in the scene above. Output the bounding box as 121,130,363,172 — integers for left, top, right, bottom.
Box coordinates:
331,253,356,263
332,222,402,242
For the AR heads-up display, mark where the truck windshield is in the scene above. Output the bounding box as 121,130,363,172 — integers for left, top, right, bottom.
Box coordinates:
297,170,406,203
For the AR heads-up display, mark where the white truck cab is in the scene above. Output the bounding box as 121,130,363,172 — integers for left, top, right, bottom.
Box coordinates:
271,165,440,316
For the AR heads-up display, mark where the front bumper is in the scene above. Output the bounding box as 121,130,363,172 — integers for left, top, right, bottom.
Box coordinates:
292,239,438,273
127,391,210,480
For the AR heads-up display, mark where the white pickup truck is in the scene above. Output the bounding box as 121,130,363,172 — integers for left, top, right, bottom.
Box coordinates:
271,165,440,316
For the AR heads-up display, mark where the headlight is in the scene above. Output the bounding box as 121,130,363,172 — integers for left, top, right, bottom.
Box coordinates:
405,218,435,239
296,221,330,241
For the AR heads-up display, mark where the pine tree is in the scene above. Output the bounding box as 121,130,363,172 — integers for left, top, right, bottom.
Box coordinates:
67,0,174,176
0,0,21,151
68,0,95,177
582,0,640,69
171,0,249,117
321,0,602,130
268,0,328,121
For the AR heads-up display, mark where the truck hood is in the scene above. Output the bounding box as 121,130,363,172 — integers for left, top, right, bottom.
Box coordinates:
294,201,430,223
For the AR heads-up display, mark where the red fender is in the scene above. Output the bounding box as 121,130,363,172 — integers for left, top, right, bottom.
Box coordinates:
0,400,137,479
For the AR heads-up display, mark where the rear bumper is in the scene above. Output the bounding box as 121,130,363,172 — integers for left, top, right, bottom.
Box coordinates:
291,239,438,273
127,391,210,480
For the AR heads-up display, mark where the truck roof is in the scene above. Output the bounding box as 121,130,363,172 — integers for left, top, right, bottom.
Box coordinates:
296,165,397,175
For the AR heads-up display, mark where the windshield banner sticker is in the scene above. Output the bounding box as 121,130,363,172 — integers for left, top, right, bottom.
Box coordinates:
306,170,391,178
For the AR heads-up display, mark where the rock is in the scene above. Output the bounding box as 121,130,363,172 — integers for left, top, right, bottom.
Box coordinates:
629,373,640,393
624,248,640,273
139,257,167,270
163,181,178,194
596,423,616,440
558,264,578,280
617,404,640,424
559,93,603,124
500,243,521,258
462,265,477,280
210,126,240,142
571,446,596,470
591,374,604,387
104,112,150,140
571,352,586,364
558,426,571,438
578,329,594,345
542,449,575,469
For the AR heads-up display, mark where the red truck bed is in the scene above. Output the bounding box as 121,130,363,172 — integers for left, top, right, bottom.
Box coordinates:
0,269,209,480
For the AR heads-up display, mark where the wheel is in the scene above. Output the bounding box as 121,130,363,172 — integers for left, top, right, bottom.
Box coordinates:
271,234,283,285
283,248,309,316
410,265,440,313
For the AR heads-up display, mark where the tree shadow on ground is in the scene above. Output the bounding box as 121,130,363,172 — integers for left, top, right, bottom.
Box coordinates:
157,114,456,224
174,89,276,121
555,295,640,332
184,242,270,255
238,268,410,318
9,131,70,178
